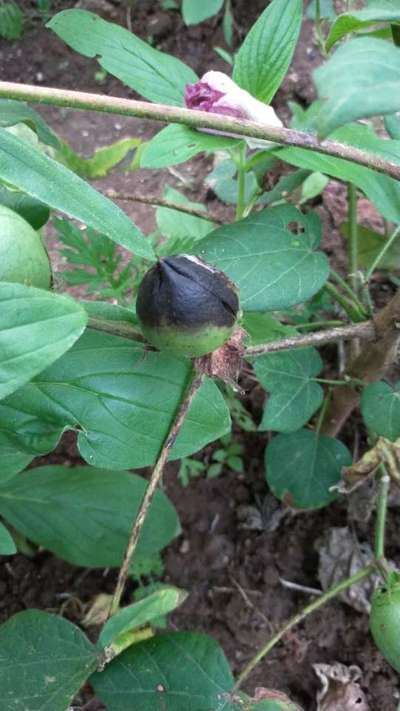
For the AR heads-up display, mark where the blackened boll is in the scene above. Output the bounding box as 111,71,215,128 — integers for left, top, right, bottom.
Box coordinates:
136,255,240,357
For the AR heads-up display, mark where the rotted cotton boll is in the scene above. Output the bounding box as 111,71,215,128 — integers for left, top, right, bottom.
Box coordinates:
136,255,240,358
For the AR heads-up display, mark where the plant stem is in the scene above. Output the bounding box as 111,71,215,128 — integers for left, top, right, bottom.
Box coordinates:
313,377,351,386
245,320,375,355
348,183,359,295
324,282,365,322
375,464,391,565
315,389,332,435
86,316,376,356
233,563,374,691
109,369,204,617
88,317,145,343
105,190,224,224
366,225,400,282
296,320,345,330
330,269,366,316
236,144,247,221
1,81,400,180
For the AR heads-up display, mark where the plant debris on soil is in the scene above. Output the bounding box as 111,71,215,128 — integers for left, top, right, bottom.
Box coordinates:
1,1,400,709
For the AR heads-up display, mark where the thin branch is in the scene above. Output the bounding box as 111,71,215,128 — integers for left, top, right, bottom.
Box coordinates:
104,190,224,224
245,321,376,357
87,316,377,355
233,563,374,691
1,81,400,180
109,369,204,617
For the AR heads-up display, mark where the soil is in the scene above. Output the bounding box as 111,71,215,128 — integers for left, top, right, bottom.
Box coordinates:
0,1,398,710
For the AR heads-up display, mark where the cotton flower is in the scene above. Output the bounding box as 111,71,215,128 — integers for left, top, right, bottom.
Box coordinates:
185,71,283,128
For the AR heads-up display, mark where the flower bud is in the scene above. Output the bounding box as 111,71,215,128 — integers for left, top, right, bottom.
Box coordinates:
136,255,240,357
185,70,283,144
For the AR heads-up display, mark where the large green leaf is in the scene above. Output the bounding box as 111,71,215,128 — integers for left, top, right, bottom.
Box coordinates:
326,1,400,50
0,128,152,258
141,124,240,169
48,10,197,105
233,0,302,103
195,205,329,311
361,381,400,441
0,521,16,554
314,38,400,136
99,587,187,649
265,429,352,509
276,122,400,225
0,432,33,482
92,632,236,711
341,222,400,270
0,330,231,469
156,186,215,244
0,610,99,711
0,99,59,147
0,466,179,567
0,282,87,401
182,0,224,25
254,348,323,432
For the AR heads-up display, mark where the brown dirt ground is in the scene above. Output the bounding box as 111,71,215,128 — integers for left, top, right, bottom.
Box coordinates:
0,1,399,709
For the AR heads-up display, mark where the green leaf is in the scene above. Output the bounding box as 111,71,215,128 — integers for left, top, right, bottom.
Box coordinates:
0,282,87,401
314,38,400,136
258,169,310,206
182,0,224,25
306,0,335,20
301,172,329,202
100,587,187,649
0,99,59,148
361,381,400,441
0,610,99,710
243,313,296,346
276,122,400,225
206,158,259,205
195,205,329,311
341,222,400,270
56,136,141,178
0,3,23,40
156,186,215,242
91,632,236,711
233,0,302,103
385,112,400,139
0,432,34,482
48,10,197,105
0,465,179,567
0,128,153,258
0,522,16,554
0,330,231,468
326,1,400,51
265,429,352,509
141,124,240,169
0,185,50,230
254,348,323,432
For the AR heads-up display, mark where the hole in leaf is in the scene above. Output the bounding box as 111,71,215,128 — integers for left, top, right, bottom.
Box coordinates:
287,221,305,235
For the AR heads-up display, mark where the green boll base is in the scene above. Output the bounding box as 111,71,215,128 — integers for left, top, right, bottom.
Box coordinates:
141,322,235,357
